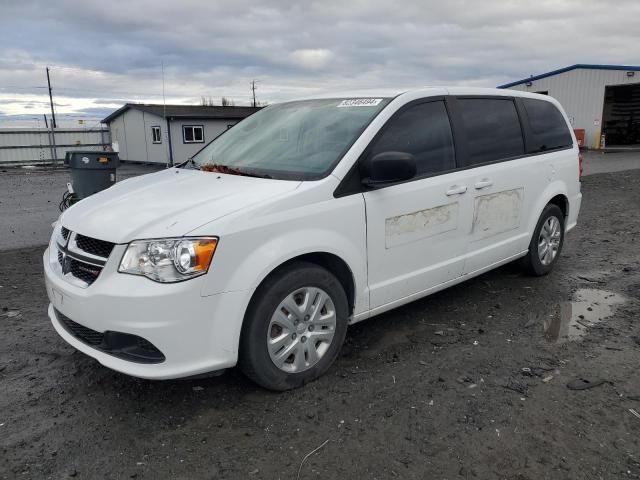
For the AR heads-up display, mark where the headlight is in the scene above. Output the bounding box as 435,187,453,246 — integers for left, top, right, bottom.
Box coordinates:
118,237,218,283
49,221,63,264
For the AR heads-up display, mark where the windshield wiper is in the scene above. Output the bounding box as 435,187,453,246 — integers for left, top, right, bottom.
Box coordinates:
235,168,272,179
200,164,271,179
176,157,200,169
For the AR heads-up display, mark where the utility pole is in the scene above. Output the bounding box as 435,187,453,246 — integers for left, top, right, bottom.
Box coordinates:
250,80,257,107
45,67,59,163
46,67,57,128
44,114,58,164
161,60,173,167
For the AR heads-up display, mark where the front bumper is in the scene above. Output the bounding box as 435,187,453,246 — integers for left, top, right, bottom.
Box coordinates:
44,246,247,379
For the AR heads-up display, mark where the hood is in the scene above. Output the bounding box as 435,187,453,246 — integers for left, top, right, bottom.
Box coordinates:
61,168,300,243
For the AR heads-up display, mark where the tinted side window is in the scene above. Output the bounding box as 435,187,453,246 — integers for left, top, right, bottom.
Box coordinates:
368,101,454,176
521,98,572,152
458,98,524,166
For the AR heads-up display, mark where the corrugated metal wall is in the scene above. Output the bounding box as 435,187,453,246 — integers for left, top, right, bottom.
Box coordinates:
506,68,640,148
0,128,110,165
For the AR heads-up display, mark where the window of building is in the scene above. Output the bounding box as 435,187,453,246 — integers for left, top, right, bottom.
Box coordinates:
521,98,572,153
183,125,204,143
367,101,455,176
151,126,161,143
457,98,525,166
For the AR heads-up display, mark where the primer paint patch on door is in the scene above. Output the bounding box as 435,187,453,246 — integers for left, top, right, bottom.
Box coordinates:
385,202,459,249
472,188,523,240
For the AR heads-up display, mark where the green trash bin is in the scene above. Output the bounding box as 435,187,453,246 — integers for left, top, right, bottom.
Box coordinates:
65,151,120,200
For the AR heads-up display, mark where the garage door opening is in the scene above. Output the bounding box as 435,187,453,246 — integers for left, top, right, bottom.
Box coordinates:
602,83,640,147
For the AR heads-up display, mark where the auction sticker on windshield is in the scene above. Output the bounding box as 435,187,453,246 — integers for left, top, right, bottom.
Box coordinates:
337,98,383,107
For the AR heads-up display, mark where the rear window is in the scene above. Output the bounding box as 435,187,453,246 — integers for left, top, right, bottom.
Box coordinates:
457,98,525,166
521,98,573,152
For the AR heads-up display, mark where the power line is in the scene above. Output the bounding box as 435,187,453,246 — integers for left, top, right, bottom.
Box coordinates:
0,60,261,102
51,87,169,97
0,85,48,90
0,83,256,100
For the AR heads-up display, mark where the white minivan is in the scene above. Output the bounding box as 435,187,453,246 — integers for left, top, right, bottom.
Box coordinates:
44,88,582,390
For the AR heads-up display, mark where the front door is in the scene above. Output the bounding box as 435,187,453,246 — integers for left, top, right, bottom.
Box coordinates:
363,99,470,309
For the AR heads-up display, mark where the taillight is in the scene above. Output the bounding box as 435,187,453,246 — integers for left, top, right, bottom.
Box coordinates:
578,152,584,180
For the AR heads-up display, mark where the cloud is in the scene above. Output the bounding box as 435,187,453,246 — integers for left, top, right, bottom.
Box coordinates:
76,106,118,117
92,98,136,106
0,0,639,126
288,49,334,70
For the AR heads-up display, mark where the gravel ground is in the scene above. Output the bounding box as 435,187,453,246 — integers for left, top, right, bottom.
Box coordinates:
0,163,162,250
1,169,640,479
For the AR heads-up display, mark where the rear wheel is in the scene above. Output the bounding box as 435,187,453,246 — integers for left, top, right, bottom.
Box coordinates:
239,262,348,390
523,204,565,276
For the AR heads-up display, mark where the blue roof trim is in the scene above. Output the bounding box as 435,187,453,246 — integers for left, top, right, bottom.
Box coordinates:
497,64,640,89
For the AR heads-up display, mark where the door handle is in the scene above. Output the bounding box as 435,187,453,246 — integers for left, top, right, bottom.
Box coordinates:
474,179,494,190
446,185,467,196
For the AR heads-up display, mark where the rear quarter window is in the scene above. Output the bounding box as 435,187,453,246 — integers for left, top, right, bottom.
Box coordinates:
521,98,573,152
457,98,525,166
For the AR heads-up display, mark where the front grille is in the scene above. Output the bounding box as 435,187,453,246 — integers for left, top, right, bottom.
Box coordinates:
57,311,104,346
136,337,162,355
55,309,165,364
67,257,102,285
75,234,115,258
56,229,113,287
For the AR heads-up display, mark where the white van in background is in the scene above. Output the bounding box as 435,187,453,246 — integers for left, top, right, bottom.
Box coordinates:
44,88,581,390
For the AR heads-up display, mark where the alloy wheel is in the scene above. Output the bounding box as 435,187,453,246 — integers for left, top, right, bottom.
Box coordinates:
538,215,562,266
267,287,337,373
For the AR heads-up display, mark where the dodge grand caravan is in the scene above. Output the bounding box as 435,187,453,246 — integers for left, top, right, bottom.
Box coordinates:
44,88,581,390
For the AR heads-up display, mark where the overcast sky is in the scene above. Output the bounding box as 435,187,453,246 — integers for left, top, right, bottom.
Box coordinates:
1,0,639,127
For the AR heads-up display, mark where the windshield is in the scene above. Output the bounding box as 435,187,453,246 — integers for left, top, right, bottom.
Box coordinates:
191,98,391,180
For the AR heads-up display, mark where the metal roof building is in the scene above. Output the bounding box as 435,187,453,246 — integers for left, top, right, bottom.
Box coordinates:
499,64,640,149
102,104,260,165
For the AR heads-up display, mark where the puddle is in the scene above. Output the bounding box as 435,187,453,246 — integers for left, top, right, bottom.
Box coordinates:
543,288,626,343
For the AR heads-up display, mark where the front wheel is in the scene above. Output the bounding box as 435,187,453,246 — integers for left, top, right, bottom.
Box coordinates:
239,262,349,390
522,203,565,276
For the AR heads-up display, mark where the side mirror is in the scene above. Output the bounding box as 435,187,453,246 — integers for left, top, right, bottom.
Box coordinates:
362,151,417,188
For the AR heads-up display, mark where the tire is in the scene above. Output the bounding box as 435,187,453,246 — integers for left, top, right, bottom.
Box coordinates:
522,203,565,276
239,261,349,391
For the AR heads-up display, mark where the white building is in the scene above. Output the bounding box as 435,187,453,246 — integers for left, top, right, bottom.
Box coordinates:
499,64,640,149
102,104,260,165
